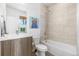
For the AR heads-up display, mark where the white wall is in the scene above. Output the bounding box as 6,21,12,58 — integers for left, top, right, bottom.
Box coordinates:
25,3,42,38
77,3,79,56
6,3,45,39
0,3,46,40
6,4,26,34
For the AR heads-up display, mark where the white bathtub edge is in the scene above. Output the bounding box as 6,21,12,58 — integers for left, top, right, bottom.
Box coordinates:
41,40,76,56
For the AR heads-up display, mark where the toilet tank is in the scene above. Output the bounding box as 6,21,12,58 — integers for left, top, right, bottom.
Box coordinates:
33,38,40,45
32,29,40,45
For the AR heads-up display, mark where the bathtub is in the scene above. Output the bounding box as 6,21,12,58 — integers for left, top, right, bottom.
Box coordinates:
41,40,76,56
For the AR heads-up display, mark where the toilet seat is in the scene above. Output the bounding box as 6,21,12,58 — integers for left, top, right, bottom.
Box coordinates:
36,44,47,51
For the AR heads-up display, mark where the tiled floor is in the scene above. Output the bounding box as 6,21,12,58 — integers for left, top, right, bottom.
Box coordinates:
46,51,54,56
32,51,53,56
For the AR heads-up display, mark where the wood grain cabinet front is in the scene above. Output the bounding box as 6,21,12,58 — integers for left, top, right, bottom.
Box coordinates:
0,40,15,56
20,37,32,56
0,37,32,56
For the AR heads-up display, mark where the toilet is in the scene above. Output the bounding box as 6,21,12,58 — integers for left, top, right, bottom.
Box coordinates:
36,44,47,56
33,38,47,56
32,29,47,56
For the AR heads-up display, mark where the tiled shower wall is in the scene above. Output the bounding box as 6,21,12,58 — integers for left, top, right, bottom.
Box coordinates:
40,4,48,40
46,4,76,45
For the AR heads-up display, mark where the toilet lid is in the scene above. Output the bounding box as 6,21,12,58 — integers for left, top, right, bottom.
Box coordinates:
36,44,47,51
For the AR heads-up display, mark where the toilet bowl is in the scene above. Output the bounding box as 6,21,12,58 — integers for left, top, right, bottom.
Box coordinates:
36,44,47,56
33,38,47,56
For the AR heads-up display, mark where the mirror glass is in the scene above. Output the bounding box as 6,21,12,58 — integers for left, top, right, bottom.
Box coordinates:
6,3,27,34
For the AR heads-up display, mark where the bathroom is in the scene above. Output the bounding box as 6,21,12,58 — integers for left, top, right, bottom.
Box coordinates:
0,3,79,56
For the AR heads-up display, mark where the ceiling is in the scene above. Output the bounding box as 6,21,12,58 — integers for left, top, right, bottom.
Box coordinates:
43,3,56,7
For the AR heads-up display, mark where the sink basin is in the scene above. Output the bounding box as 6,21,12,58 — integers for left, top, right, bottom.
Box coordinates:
0,33,32,41
0,36,5,41
0,37,5,39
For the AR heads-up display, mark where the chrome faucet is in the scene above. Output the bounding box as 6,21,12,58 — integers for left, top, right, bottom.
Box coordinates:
0,15,7,37
1,25,5,37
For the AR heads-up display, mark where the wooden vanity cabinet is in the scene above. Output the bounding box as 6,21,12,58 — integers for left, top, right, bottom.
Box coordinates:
1,40,15,56
0,37,32,56
20,37,32,56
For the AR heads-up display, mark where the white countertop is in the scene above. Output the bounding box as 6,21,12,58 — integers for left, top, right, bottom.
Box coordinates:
0,33,32,41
